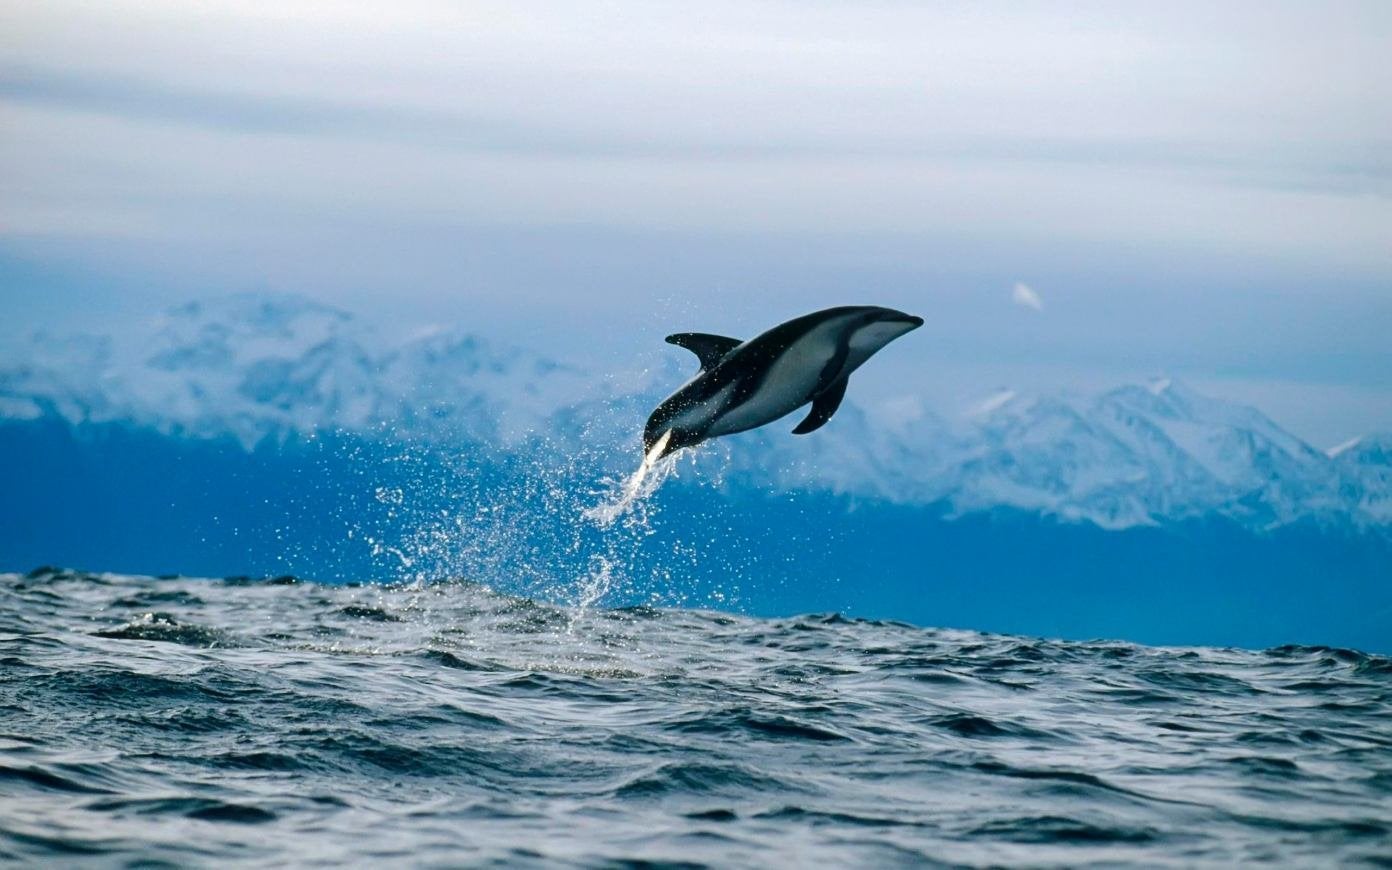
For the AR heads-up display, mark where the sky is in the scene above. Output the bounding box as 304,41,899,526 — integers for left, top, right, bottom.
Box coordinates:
1,0,1389,446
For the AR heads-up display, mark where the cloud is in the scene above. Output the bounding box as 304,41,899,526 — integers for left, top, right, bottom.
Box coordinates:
0,0,1389,449
968,389,1018,417
1012,282,1044,312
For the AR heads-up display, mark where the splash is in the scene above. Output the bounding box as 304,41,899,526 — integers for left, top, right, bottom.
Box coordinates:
337,424,730,619
581,429,679,529
565,554,619,636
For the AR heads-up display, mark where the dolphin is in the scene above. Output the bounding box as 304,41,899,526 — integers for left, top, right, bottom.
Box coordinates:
643,305,924,460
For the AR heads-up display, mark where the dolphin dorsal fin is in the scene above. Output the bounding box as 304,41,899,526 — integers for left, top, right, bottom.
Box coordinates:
792,375,849,435
665,332,742,370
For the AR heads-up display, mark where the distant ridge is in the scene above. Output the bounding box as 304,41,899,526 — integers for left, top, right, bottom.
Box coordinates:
2,292,1388,533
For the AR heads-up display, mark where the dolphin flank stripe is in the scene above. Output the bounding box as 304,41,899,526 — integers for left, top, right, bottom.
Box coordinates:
714,315,849,436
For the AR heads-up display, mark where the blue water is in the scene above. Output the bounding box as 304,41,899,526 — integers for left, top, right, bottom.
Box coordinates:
2,569,1389,866
7,420,1392,654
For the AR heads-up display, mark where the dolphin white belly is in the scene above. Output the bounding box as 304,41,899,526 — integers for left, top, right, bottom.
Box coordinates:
671,381,736,432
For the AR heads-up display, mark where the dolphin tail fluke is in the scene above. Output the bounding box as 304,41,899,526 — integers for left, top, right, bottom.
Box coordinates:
792,375,849,435
665,333,742,370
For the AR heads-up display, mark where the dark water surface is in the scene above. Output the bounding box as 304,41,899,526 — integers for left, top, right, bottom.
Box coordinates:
2,569,1389,867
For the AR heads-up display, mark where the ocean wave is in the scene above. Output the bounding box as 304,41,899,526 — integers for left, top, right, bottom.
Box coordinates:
1,569,1389,866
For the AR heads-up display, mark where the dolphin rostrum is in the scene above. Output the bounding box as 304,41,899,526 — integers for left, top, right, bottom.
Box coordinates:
643,305,923,460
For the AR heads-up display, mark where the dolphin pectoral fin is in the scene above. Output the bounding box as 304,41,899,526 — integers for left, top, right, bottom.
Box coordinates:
665,333,742,370
792,375,849,435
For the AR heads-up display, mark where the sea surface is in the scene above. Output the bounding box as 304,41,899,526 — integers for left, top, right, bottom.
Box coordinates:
2,568,1390,867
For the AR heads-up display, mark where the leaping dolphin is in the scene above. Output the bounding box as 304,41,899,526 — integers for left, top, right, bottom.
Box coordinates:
643,305,923,460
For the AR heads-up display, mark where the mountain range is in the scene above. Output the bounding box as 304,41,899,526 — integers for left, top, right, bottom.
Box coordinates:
3,292,1386,534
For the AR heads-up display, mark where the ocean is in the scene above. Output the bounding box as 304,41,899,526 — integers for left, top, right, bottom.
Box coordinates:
2,568,1389,867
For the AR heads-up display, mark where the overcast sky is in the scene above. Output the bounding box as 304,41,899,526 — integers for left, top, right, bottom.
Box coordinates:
2,0,1389,445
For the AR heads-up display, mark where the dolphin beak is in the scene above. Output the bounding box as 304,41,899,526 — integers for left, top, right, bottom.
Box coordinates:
876,308,924,331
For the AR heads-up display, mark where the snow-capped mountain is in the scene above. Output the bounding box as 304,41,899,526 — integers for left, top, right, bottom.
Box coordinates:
2,293,1387,532
0,294,610,450
1329,434,1392,525
690,378,1385,532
